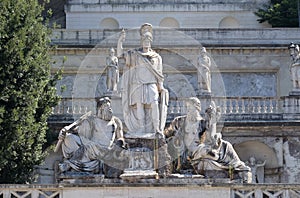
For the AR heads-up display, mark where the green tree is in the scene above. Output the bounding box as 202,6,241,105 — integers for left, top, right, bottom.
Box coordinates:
0,0,60,183
255,0,299,27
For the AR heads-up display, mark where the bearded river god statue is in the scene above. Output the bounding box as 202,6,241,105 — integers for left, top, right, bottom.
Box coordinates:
55,97,128,179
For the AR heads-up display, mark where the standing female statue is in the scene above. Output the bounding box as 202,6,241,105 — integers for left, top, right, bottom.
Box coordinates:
197,47,211,93
117,23,168,136
106,48,119,92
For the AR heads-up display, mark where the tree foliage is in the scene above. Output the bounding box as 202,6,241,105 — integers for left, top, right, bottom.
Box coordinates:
0,0,60,183
255,0,299,27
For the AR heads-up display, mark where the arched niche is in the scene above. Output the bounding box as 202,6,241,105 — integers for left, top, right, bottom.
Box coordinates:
100,18,119,29
219,16,239,28
234,140,278,169
159,17,180,28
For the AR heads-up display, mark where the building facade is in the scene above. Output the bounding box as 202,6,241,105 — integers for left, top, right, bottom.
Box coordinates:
39,0,300,185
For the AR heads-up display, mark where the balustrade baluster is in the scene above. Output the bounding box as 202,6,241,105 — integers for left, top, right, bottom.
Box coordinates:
241,98,245,113
251,99,256,113
263,98,268,113
257,99,262,113
72,105,77,114
276,99,280,113
229,99,233,114
246,98,250,113
66,106,70,114
78,106,83,114
269,99,274,113
56,104,61,114
235,99,239,113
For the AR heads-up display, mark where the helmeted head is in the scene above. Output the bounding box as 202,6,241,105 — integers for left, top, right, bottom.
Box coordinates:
140,23,153,48
96,97,113,120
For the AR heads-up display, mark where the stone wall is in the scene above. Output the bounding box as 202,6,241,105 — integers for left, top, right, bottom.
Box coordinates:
65,0,269,29
46,28,300,184
1,183,300,198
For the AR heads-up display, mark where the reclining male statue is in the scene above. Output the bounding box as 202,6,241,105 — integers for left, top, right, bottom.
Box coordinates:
164,97,251,181
56,97,128,178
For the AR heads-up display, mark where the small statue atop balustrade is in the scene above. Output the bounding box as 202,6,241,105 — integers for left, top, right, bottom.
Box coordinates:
105,48,119,93
288,42,300,90
164,97,251,182
55,97,128,178
197,47,211,94
117,23,168,137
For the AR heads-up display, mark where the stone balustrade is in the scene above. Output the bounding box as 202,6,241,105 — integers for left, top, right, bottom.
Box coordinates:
0,185,61,198
67,0,264,5
49,96,300,124
50,28,299,47
231,184,300,198
51,97,96,115
1,183,300,198
169,97,282,115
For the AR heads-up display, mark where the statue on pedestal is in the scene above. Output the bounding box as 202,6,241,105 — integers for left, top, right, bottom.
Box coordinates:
115,24,171,180
105,48,119,93
164,97,251,181
55,97,128,178
288,42,300,90
197,47,211,93
117,23,168,136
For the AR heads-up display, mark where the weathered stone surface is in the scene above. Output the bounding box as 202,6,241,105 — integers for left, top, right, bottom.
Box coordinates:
41,1,300,185
65,0,269,29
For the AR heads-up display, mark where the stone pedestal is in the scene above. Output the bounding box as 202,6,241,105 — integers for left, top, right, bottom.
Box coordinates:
120,134,172,181
57,172,105,184
120,170,158,182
